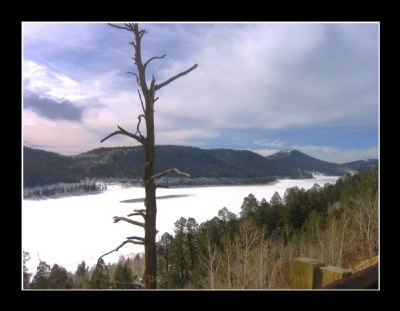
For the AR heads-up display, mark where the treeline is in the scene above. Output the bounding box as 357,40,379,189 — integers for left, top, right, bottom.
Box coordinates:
23,145,305,188
24,145,378,188
23,147,83,187
23,169,378,289
23,178,107,199
23,252,145,290
155,168,378,289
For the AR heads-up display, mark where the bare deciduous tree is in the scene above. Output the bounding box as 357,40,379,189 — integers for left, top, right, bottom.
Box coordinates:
352,194,378,261
98,23,197,289
233,219,258,288
201,238,220,289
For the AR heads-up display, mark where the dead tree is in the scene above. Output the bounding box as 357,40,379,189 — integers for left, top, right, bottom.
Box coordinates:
98,23,197,289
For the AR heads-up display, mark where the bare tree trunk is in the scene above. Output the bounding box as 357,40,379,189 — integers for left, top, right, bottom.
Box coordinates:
338,215,350,267
143,99,157,287
203,238,220,289
258,227,265,288
234,219,258,288
99,23,197,289
223,236,234,289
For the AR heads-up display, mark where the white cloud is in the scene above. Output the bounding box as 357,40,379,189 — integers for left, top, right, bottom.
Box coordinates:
23,60,95,103
23,110,100,154
157,128,220,145
254,139,284,148
155,23,378,132
22,59,145,153
294,145,378,163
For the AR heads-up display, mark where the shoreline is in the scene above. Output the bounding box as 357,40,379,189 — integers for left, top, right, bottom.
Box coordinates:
23,175,340,201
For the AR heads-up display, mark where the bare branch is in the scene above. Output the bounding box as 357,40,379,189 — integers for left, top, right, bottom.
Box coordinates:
113,216,145,228
98,240,143,263
139,30,147,39
126,236,145,243
150,75,156,90
124,23,136,30
108,23,133,32
147,168,191,183
127,212,146,218
138,89,145,113
144,55,166,70
154,97,159,102
155,64,198,91
100,125,145,144
134,208,146,213
127,72,140,86
136,114,145,136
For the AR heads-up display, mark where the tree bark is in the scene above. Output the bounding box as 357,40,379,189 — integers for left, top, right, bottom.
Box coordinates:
143,111,157,288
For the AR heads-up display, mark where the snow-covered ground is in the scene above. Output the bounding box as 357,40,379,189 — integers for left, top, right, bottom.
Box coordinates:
22,175,339,275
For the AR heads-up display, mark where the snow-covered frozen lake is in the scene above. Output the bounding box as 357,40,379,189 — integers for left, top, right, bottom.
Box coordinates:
22,175,339,274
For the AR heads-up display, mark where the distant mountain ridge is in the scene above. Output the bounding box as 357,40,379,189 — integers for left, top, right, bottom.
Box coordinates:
266,150,347,176
23,145,378,188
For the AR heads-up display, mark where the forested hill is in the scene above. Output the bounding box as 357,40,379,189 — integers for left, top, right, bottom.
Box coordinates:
23,145,378,188
267,150,346,176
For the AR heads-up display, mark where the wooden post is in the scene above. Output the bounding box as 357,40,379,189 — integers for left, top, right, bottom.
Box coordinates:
320,266,352,287
289,257,325,289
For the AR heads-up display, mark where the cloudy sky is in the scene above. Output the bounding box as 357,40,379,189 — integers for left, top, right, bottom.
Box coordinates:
22,22,378,163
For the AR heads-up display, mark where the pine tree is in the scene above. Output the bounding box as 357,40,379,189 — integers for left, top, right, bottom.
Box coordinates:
114,256,134,288
218,207,237,223
90,258,110,289
157,232,173,287
270,191,283,207
30,261,51,289
240,193,259,217
23,251,32,289
171,217,189,287
49,264,71,289
75,261,89,289
186,217,199,270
